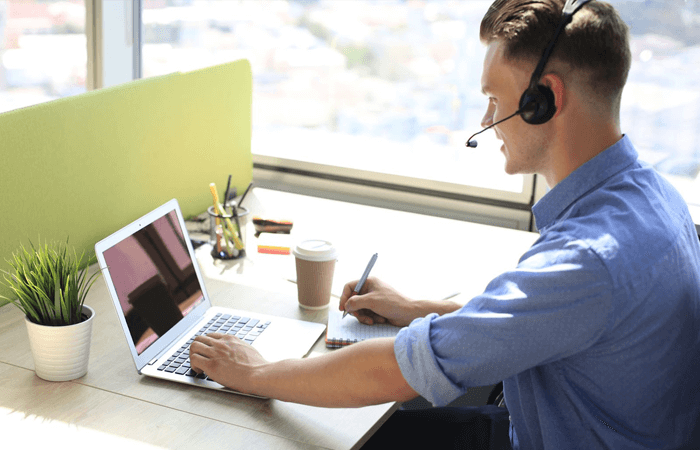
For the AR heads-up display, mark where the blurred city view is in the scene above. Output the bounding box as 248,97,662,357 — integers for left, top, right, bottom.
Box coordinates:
1,0,699,204
0,0,86,111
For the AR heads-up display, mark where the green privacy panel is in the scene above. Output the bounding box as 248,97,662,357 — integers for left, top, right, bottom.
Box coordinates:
0,59,252,300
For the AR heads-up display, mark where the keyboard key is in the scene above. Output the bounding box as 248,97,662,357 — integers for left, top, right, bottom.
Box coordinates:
247,319,259,327
164,366,177,373
244,338,255,345
157,364,168,371
175,366,189,375
238,317,250,324
185,369,197,377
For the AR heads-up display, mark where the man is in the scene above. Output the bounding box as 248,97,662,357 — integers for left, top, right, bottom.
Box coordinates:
190,1,700,448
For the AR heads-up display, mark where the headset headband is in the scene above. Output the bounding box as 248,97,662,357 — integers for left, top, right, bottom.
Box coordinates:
528,0,594,90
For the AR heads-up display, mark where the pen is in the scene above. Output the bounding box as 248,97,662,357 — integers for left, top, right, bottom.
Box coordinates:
224,176,243,242
238,181,253,207
343,253,378,319
223,174,232,210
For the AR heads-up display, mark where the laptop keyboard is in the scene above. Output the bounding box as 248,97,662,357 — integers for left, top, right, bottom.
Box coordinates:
156,313,271,380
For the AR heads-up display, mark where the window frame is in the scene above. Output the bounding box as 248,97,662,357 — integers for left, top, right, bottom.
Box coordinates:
87,0,141,90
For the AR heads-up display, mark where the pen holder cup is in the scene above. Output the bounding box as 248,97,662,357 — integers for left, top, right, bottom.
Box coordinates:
207,205,249,260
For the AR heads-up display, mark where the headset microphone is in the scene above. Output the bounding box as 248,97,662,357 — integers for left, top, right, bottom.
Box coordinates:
465,109,522,148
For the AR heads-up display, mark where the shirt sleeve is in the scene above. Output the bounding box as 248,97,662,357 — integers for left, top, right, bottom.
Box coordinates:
394,236,614,406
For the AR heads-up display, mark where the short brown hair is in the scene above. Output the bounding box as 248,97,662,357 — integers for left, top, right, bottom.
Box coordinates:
480,0,631,106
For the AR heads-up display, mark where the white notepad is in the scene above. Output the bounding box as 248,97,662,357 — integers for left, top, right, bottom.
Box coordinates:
325,308,401,348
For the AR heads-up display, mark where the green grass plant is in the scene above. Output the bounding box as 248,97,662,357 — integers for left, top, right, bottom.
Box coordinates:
0,239,101,326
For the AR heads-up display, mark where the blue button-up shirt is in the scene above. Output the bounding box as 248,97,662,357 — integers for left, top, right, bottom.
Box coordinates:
395,136,700,449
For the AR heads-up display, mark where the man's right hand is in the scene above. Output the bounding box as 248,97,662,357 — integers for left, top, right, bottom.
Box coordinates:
339,277,425,327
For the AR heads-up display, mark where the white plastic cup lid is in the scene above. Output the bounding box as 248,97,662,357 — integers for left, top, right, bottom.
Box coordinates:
293,239,338,262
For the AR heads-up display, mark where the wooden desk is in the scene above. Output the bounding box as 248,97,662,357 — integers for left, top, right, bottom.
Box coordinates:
0,189,538,449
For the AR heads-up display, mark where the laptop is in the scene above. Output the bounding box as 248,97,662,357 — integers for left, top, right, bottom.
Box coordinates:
95,198,326,395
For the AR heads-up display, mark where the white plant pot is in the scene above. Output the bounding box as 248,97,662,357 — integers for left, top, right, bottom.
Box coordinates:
25,304,95,382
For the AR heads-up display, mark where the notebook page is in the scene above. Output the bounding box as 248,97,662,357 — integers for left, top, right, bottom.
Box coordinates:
326,308,401,348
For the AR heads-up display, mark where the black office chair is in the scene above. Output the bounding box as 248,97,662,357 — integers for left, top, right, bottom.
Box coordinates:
485,381,510,449
487,381,505,407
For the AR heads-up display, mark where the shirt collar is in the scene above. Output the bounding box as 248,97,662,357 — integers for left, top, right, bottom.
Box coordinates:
532,135,638,231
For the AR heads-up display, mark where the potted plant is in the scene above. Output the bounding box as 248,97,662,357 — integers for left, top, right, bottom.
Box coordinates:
0,239,101,381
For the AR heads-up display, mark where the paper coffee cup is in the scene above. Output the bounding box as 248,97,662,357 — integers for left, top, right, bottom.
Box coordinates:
293,240,338,310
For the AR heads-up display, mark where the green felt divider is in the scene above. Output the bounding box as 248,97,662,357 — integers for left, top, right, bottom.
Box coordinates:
0,59,252,301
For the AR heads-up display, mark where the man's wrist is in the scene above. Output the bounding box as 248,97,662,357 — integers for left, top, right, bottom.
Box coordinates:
242,360,272,397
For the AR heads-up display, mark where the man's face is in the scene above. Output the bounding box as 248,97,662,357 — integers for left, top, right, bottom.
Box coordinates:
480,41,548,175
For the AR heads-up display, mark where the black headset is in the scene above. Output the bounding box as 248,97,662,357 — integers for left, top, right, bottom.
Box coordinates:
466,0,594,147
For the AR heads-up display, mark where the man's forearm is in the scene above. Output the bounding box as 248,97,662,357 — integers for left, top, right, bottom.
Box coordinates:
414,299,462,318
247,337,419,407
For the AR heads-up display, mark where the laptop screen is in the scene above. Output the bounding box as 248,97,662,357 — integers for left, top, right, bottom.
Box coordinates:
102,210,205,354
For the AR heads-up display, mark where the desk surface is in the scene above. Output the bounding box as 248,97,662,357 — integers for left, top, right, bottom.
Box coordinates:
0,188,538,450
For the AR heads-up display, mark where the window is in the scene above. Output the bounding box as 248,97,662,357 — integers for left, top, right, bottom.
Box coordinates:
140,0,534,221
0,0,87,114
137,0,700,226
611,0,700,213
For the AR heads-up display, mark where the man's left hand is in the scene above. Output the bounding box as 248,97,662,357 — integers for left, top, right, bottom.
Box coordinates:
189,333,267,394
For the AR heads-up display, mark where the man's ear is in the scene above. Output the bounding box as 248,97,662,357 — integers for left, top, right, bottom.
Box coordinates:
541,73,565,119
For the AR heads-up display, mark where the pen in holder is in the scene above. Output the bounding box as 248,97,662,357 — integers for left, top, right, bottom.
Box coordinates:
207,204,249,260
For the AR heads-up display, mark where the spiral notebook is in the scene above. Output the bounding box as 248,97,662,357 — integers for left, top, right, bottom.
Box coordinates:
326,308,401,348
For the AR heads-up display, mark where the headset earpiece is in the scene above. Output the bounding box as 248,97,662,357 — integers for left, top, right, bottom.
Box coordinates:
519,84,556,125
